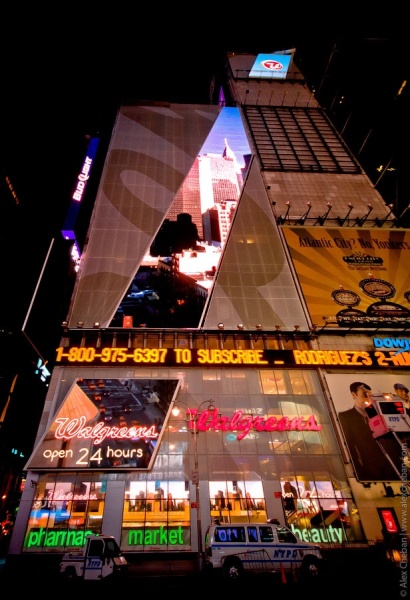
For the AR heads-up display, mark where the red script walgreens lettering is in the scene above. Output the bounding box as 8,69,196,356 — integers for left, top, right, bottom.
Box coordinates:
193,409,321,440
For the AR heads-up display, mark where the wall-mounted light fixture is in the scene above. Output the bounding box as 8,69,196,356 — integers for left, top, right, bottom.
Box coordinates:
255,324,262,330
355,203,373,227
237,324,245,330
374,204,394,227
294,325,301,331
275,325,281,331
394,203,410,227
337,203,354,226
296,201,312,225
77,321,84,328
276,201,291,225
93,322,100,328
217,323,224,330
315,202,332,226
61,321,68,328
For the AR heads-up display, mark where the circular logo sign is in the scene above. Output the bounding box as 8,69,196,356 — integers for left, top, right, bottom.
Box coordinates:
359,278,396,299
331,289,361,307
261,60,283,71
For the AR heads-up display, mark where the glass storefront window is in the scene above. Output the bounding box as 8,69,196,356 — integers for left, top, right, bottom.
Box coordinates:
22,367,366,554
209,480,267,524
260,370,287,394
121,480,191,551
24,473,107,553
279,474,365,543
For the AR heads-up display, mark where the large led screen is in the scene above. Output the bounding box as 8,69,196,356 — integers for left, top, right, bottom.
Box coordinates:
111,107,251,329
249,53,292,80
25,378,181,470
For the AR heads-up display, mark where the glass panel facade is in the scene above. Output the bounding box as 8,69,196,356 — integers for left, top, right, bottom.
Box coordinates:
121,480,191,551
244,106,360,174
24,473,107,553
22,366,366,553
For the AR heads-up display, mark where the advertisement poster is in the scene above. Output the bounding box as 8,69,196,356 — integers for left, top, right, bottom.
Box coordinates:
282,227,410,328
25,378,180,470
326,374,410,481
110,107,251,329
249,53,292,79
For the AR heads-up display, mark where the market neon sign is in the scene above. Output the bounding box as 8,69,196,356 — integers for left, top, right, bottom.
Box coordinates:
128,526,184,546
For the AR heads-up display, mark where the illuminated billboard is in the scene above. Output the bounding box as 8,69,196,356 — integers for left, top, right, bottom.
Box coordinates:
249,53,292,80
282,227,410,328
25,378,181,471
110,107,251,329
62,137,99,272
326,374,410,481
62,137,99,241
54,346,410,369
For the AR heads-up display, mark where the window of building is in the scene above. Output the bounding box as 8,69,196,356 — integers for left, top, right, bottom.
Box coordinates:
24,473,107,553
244,106,360,174
121,480,191,551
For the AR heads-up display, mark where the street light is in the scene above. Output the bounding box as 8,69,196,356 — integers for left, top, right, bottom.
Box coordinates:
171,399,216,570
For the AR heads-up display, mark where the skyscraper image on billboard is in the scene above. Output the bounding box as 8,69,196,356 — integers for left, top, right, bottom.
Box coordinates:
110,107,251,329
25,378,181,470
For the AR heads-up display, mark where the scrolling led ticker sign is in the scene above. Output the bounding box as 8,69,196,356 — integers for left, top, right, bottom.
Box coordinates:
55,347,410,369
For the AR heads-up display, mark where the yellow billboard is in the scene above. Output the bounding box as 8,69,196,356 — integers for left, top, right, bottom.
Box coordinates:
282,227,410,328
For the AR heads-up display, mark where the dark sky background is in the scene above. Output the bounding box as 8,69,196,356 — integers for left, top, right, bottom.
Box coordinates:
0,14,408,332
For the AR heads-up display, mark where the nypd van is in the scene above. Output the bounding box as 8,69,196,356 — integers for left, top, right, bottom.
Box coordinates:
204,520,322,581
59,534,128,581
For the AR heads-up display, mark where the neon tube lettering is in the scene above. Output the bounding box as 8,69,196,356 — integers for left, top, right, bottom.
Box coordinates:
194,409,321,440
54,416,158,445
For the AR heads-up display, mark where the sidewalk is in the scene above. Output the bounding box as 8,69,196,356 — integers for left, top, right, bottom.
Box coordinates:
0,545,402,593
127,554,198,577
0,551,199,580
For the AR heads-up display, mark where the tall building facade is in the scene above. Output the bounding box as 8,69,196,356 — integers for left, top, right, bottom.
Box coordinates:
7,50,409,565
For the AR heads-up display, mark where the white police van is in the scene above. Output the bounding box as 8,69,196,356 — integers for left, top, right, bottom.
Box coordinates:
204,519,322,581
59,534,128,581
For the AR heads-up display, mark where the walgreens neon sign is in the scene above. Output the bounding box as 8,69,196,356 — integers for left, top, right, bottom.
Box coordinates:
54,417,158,445
187,408,321,441
52,409,321,445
